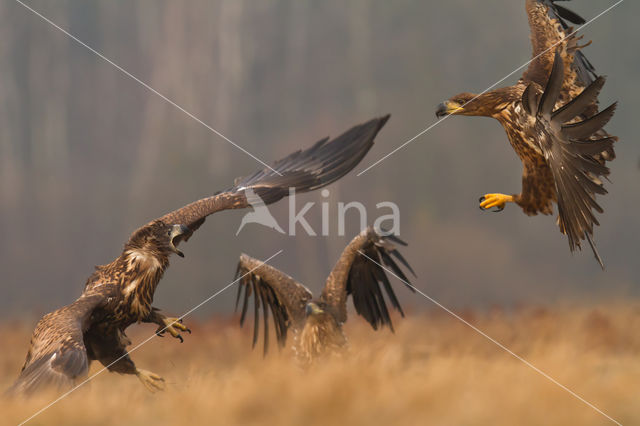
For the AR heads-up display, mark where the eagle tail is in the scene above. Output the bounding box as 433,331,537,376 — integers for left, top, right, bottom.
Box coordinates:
586,233,605,271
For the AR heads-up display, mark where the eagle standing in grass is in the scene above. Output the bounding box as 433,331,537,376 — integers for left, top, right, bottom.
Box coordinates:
8,116,389,395
436,0,618,268
234,226,415,365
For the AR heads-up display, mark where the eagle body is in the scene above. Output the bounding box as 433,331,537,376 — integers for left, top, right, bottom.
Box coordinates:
491,84,558,216
81,250,168,359
294,310,347,366
10,116,390,395
87,240,170,326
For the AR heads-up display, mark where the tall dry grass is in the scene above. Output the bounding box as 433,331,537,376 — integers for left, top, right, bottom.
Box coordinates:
1,303,639,425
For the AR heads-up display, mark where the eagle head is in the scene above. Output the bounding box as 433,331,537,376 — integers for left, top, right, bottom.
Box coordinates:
437,89,513,118
128,221,190,258
436,92,481,117
304,302,324,316
305,301,326,317
166,223,190,258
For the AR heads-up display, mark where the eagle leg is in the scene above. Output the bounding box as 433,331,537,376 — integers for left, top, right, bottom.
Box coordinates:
155,317,191,343
479,193,515,212
136,368,166,393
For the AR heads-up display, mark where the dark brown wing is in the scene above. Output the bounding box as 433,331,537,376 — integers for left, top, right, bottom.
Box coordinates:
320,227,415,331
523,51,617,268
146,115,389,242
522,0,616,166
522,0,597,94
234,254,312,354
7,293,105,395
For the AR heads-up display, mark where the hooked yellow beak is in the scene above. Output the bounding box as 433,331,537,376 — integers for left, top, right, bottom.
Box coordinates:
305,302,324,316
436,101,464,118
169,224,189,258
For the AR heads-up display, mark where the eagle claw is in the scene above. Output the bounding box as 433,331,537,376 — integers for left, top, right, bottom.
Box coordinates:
479,193,513,213
478,196,501,212
136,369,166,393
156,317,190,343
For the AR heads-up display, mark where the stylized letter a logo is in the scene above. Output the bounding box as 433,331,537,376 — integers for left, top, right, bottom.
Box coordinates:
236,187,285,235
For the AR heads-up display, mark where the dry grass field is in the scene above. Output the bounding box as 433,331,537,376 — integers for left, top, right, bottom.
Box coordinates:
1,303,639,426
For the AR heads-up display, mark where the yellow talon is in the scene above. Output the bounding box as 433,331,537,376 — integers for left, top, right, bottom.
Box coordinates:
479,193,514,211
136,368,166,393
157,317,191,342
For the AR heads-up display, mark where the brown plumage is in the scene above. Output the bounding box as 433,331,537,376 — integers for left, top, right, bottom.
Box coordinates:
8,115,390,395
436,0,618,268
234,226,415,365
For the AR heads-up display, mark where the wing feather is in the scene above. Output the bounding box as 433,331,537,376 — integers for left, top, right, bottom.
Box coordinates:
525,52,616,268
561,103,617,140
258,282,270,355
320,227,415,330
522,0,597,91
235,254,312,353
552,76,605,123
7,294,104,395
522,1,617,165
252,279,260,348
147,116,389,242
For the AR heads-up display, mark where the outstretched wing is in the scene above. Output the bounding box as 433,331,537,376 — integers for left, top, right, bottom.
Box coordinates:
522,51,617,268
522,0,597,96
234,254,313,354
7,293,105,395
320,227,415,331
149,115,389,242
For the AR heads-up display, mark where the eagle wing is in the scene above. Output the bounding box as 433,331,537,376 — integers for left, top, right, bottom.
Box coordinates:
522,0,616,165
145,115,389,242
234,254,313,354
7,293,105,395
522,51,616,268
320,227,415,331
522,0,597,96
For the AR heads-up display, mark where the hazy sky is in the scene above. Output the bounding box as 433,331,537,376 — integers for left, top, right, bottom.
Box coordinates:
1,0,638,319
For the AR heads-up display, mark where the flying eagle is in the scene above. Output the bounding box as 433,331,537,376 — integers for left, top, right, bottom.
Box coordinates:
436,0,617,268
8,115,390,395
234,226,415,365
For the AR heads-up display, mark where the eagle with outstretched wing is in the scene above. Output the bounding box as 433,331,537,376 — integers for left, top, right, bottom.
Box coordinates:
234,226,415,365
436,0,617,268
8,115,390,395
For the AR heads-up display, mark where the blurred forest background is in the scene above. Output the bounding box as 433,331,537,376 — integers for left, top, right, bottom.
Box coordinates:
0,0,638,319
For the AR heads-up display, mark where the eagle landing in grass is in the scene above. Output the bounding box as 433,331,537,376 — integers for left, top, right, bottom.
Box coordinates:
234,226,415,366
